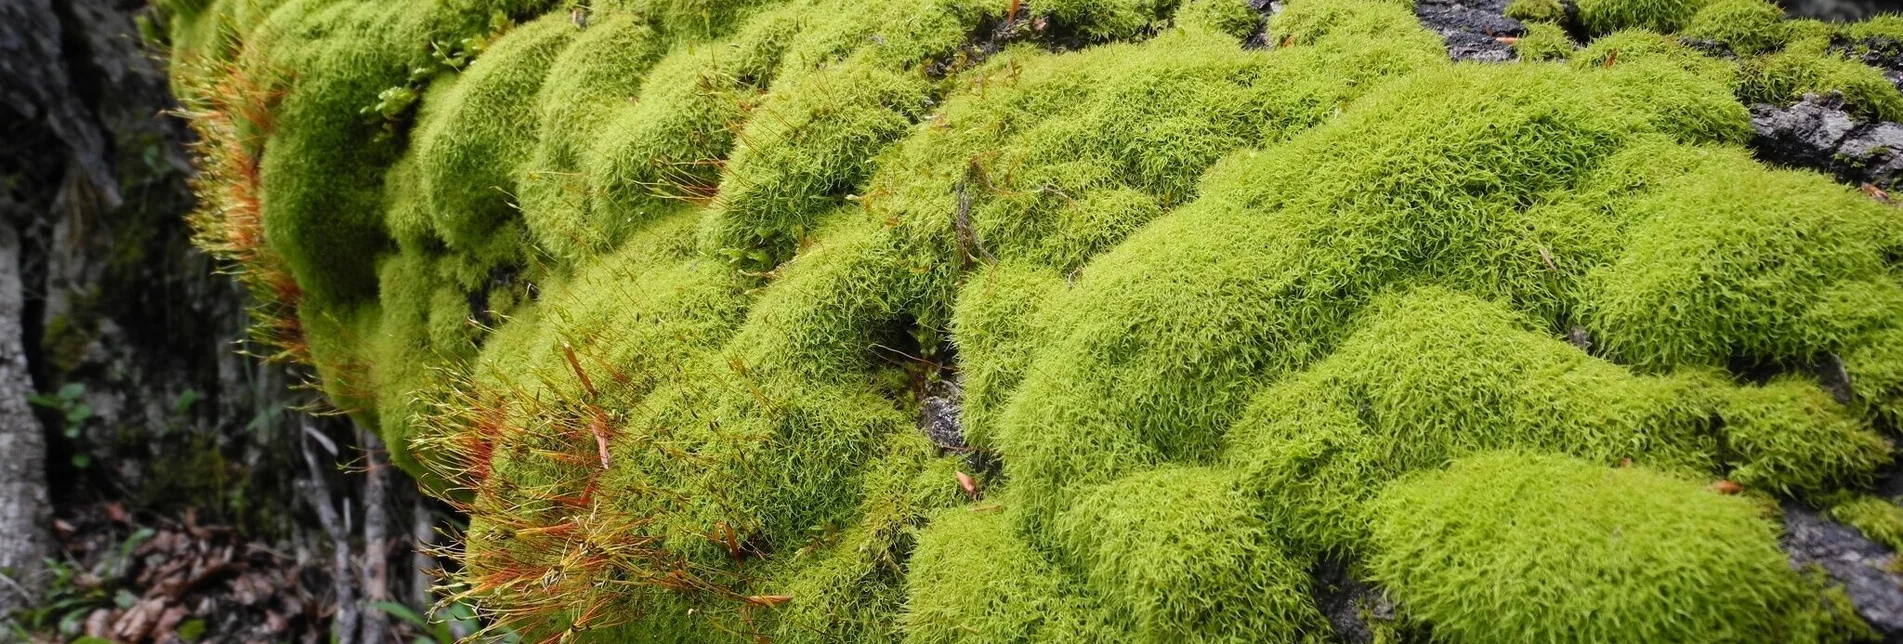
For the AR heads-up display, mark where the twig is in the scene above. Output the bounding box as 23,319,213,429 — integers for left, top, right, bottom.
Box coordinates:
410,496,435,611
299,417,358,644
359,429,391,644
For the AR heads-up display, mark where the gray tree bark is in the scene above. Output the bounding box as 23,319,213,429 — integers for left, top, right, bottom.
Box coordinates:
0,218,52,613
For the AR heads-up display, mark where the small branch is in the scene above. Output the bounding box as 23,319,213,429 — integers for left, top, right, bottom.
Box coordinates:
299,417,358,644
359,429,391,644
410,496,435,611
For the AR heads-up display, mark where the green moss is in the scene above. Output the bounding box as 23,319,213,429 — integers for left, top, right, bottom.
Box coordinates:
950,262,1064,449
1225,288,1727,553
1716,376,1891,495
1514,22,1575,61
1737,41,1903,122
1578,148,1903,369
707,61,933,269
1575,0,1712,35
903,509,1078,644
1505,0,1567,23
1174,0,1261,40
1828,494,1903,552
179,0,1903,638
1842,14,1903,43
515,12,668,263
1369,452,1855,643
1054,467,1330,643
412,14,573,255
1682,0,1787,54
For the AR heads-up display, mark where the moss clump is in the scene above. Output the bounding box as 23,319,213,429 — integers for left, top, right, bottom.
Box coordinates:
903,509,1083,643
1717,376,1891,496
1682,0,1788,54
1829,494,1903,552
1575,0,1712,35
1369,452,1853,643
1505,0,1568,24
1515,22,1576,60
1737,40,1903,122
1055,467,1331,643
170,0,1903,638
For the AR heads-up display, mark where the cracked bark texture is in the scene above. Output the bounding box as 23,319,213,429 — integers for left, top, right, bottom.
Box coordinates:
0,219,51,613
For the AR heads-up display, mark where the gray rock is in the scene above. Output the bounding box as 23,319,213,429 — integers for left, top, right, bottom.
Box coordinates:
1750,94,1903,191
1782,502,1903,637
1415,0,1525,62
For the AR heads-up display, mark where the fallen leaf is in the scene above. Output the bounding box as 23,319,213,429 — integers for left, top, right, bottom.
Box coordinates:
1710,480,1743,495
746,594,793,607
955,471,978,499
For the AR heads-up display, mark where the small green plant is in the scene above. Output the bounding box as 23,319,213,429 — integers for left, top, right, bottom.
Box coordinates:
29,383,93,468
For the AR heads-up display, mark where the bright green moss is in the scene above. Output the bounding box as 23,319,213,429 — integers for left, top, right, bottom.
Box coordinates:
412,14,573,255
1369,452,1853,643
950,262,1065,449
1842,14,1903,43
1042,0,1178,42
1054,467,1331,643
1717,376,1891,495
1828,494,1903,552
1174,0,1262,40
1682,0,1787,54
1737,41,1903,122
903,509,1078,644
1266,0,1421,48
578,44,759,258
1578,150,1903,369
707,61,933,268
1504,0,1567,23
1515,22,1575,60
516,12,668,263
1225,288,1727,553
179,0,1903,638
1574,0,1711,35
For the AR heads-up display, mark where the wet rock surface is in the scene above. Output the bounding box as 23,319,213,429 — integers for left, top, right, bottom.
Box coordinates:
1415,0,1526,62
1782,502,1903,638
919,379,966,452
1311,557,1400,644
1750,94,1903,191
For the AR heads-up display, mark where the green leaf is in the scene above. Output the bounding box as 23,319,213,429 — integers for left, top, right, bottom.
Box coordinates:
177,618,207,641
57,383,85,401
70,453,91,468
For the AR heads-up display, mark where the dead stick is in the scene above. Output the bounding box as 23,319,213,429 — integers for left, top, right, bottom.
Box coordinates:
299,417,358,644
359,429,391,644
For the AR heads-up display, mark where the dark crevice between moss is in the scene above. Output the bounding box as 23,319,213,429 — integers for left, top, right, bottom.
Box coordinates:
1309,556,1405,644
926,1,1127,79
1241,0,1278,49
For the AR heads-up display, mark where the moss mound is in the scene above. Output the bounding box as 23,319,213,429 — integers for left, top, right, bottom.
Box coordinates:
1369,452,1854,643
164,0,1903,639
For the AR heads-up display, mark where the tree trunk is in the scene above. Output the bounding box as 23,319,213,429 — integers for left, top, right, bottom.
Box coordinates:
0,218,51,613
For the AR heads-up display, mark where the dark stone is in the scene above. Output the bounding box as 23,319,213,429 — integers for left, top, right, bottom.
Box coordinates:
919,379,966,452
1415,0,1525,62
1750,93,1903,191
1311,557,1398,644
1782,502,1903,637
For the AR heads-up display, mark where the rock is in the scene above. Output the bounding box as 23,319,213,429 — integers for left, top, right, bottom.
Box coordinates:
919,379,966,451
1782,502,1903,636
1415,0,1525,62
1750,94,1903,192
1311,557,1399,644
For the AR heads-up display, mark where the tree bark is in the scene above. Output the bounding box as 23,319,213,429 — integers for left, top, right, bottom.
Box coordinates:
0,219,52,612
